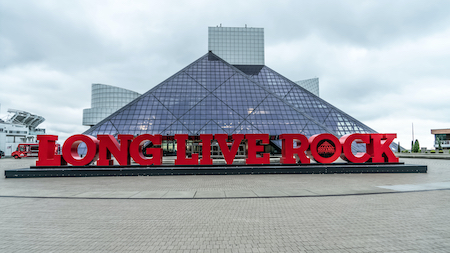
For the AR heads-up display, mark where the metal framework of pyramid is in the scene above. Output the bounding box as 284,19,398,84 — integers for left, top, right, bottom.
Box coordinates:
84,52,391,151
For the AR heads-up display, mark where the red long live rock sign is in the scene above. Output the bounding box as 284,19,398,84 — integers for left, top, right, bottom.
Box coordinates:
36,133,399,167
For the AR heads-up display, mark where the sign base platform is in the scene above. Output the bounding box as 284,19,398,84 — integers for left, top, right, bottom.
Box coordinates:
5,163,427,178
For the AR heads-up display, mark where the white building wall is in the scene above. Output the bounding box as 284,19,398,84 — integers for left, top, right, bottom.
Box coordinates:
208,26,264,65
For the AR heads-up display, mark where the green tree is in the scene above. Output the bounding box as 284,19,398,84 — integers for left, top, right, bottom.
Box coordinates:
397,142,401,152
412,139,420,153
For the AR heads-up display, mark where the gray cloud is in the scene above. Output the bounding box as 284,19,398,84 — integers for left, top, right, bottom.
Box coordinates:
1,0,449,148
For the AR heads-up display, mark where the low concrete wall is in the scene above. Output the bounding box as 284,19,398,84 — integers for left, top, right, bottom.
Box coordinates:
396,153,450,159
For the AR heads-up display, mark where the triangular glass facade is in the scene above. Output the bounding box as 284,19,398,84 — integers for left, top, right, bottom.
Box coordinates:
243,65,376,137
84,52,396,152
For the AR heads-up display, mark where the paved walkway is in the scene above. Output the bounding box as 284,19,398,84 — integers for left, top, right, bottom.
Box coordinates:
1,158,450,252
0,158,448,199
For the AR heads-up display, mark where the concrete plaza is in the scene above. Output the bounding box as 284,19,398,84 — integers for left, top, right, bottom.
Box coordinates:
1,158,449,252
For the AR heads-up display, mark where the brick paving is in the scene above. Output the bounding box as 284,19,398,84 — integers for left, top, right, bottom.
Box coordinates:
0,157,449,252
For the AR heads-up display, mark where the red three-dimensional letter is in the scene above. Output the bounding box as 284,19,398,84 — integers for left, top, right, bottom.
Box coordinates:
36,135,65,166
245,134,270,164
367,134,399,163
174,134,198,165
129,134,162,165
308,133,342,164
200,134,213,165
340,134,371,163
280,134,310,164
62,135,99,166
215,134,244,165
97,135,133,166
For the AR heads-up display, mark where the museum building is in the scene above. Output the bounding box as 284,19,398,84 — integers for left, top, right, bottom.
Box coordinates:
82,26,396,155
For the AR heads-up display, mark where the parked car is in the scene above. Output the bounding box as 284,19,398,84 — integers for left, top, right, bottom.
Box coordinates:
0,150,4,159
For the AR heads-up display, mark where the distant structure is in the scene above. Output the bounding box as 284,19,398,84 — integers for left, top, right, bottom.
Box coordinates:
431,128,450,150
295,78,319,97
5,109,44,129
83,84,141,127
208,26,265,65
0,109,45,156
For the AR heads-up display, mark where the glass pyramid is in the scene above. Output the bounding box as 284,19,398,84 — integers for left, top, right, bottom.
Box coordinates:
84,52,396,152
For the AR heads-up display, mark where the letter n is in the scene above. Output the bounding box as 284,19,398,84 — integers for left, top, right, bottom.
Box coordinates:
97,135,133,166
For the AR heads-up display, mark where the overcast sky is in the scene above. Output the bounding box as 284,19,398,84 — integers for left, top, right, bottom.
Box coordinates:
1,0,449,149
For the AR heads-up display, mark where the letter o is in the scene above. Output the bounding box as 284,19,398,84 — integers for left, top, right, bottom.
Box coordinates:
309,133,342,163
62,135,99,166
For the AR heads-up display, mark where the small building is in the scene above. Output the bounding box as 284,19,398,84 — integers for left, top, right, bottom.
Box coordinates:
431,128,450,150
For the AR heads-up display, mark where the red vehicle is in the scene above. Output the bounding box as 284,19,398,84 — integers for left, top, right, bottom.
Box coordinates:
12,144,39,159
11,143,60,159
